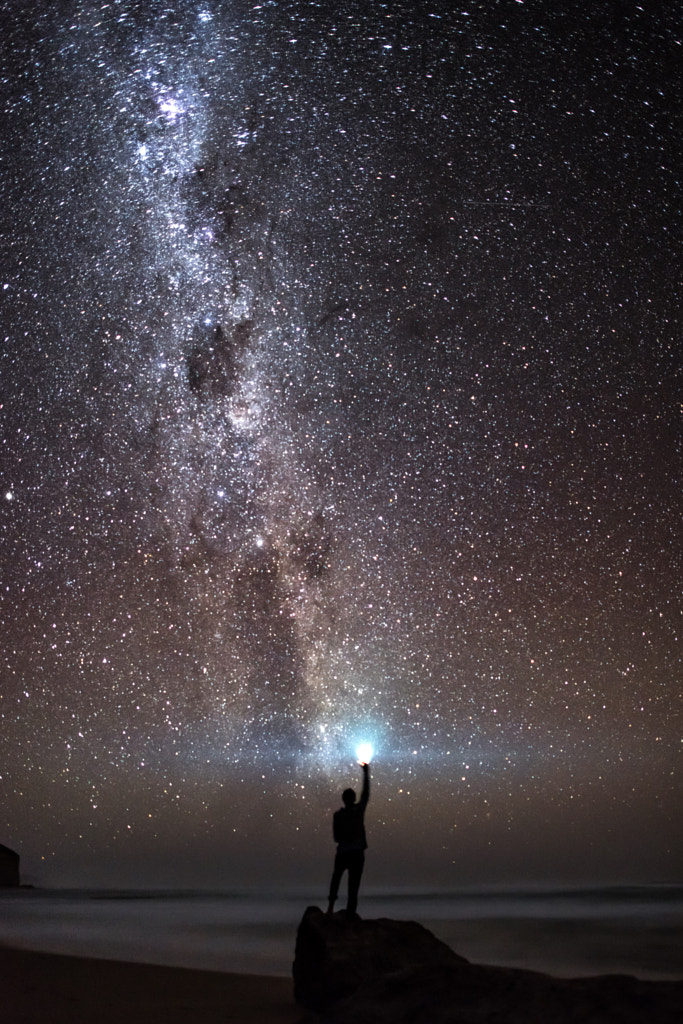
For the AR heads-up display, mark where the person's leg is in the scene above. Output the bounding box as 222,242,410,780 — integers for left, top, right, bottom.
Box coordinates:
346,852,365,915
327,850,347,913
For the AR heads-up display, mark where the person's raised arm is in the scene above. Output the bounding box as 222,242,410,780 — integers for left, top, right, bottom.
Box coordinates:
359,761,370,809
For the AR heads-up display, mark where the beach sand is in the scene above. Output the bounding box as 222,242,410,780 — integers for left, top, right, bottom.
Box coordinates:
1,945,306,1024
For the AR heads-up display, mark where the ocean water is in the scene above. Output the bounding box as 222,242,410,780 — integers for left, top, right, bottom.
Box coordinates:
0,885,681,980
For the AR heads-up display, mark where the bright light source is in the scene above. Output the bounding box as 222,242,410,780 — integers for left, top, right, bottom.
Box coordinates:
356,742,373,764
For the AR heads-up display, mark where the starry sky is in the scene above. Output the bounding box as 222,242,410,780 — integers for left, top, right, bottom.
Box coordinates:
1,0,681,889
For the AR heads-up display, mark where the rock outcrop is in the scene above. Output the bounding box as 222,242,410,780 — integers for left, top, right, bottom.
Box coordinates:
293,905,466,1010
293,906,683,1023
0,844,20,886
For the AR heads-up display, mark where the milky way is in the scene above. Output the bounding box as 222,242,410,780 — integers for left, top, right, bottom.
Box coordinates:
1,1,680,887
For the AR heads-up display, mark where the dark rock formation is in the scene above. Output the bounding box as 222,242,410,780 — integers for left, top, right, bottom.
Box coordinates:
293,906,683,1024
293,905,465,1010
0,843,20,886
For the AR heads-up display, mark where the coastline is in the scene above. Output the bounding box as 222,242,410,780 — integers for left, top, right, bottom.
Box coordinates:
1,945,305,1024
2,885,682,983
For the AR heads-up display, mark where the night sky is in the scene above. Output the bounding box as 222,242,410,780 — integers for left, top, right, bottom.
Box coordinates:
1,0,680,889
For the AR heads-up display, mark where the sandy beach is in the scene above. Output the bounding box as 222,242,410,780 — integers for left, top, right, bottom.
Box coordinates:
1,946,305,1024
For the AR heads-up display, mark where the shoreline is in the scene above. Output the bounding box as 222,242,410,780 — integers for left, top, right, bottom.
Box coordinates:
2,945,305,1024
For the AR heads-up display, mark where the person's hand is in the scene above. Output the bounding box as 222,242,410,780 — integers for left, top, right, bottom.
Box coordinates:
359,761,369,768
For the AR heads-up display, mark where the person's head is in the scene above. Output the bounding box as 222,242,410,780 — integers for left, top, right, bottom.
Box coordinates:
342,787,356,807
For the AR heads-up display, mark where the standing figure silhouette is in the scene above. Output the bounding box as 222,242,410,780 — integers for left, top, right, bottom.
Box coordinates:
327,761,370,916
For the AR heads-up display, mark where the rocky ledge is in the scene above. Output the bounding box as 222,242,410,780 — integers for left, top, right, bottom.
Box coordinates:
293,906,683,1023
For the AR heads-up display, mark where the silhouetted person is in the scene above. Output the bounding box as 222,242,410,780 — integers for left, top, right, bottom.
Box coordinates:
327,761,370,916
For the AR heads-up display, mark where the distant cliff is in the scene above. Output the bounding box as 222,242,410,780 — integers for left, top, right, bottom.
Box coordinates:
0,844,20,886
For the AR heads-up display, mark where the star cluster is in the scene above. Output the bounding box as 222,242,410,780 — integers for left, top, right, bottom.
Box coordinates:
0,0,680,887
